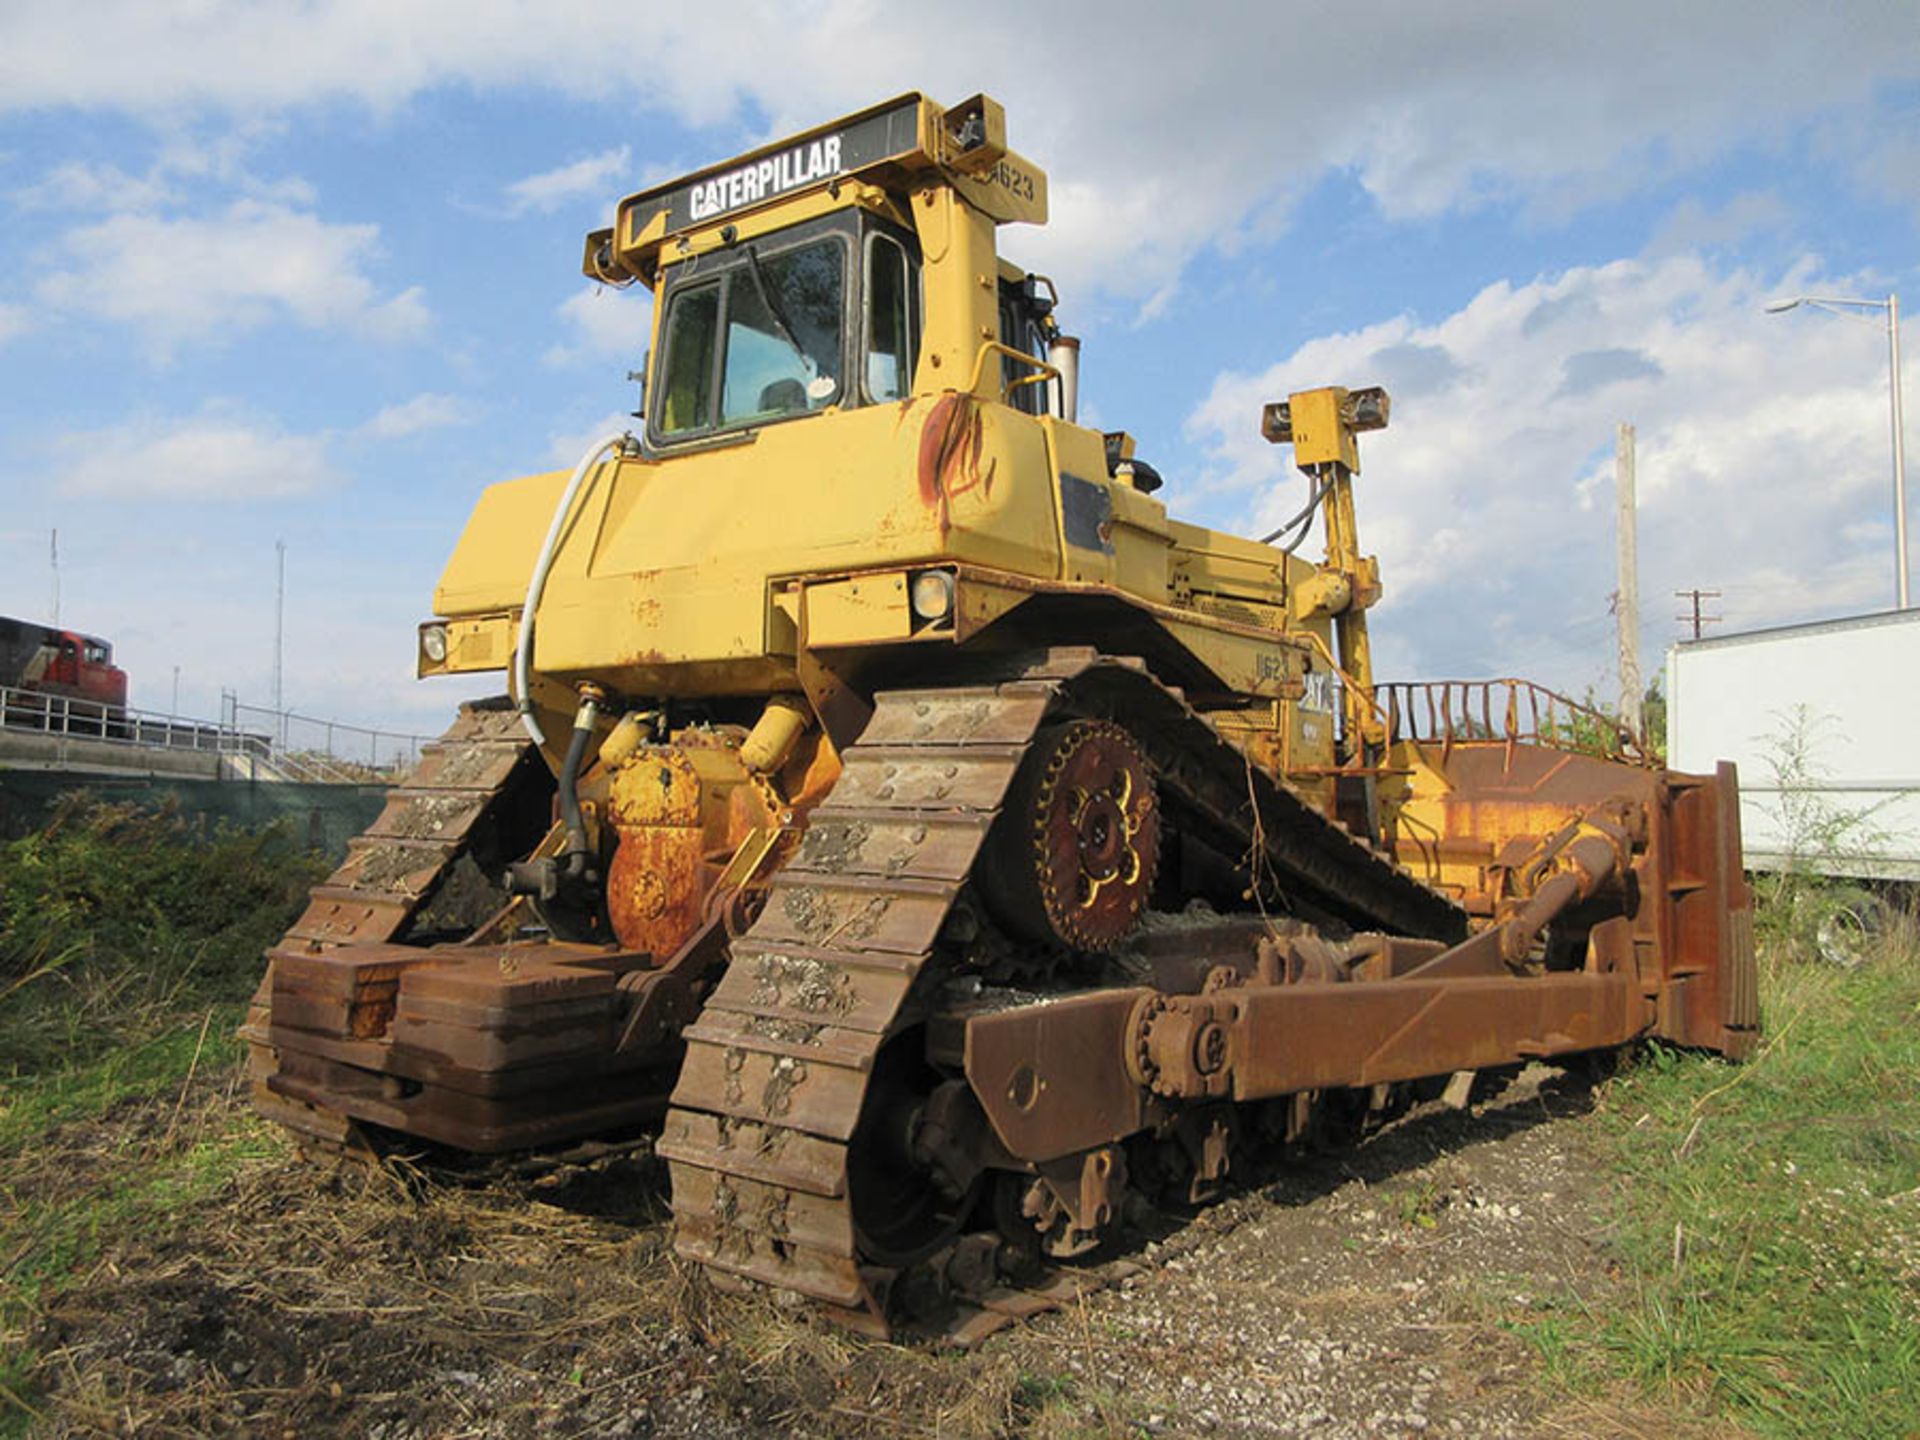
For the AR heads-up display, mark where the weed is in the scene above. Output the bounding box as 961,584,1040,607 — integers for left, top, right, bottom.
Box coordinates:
1392,1174,1445,1230
0,795,324,1077
1749,705,1902,965
1515,917,1920,1436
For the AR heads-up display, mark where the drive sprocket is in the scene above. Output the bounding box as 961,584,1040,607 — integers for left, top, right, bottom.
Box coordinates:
980,718,1161,951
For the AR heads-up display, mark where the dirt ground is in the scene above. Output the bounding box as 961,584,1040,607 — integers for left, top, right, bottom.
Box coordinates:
20,1065,1704,1439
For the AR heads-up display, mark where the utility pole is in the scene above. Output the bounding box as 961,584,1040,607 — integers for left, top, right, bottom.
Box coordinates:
273,539,286,748
49,529,59,626
1615,424,1643,741
171,665,180,717
1675,588,1722,641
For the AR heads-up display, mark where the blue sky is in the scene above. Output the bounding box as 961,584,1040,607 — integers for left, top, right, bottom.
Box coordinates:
1,2,1917,736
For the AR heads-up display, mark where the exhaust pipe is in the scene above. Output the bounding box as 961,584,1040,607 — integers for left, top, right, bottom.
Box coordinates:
1048,335,1080,424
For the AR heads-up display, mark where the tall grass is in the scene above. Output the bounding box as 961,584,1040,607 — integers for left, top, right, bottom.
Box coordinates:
1530,923,1920,1436
1,797,325,1429
0,795,324,1082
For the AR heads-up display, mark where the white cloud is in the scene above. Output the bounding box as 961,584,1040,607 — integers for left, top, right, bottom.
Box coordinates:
12,160,182,212
1183,250,1907,689
545,411,640,468
33,199,430,347
0,3,1912,304
0,302,28,344
11,133,317,215
543,285,652,367
504,146,630,215
359,392,472,438
54,407,335,499
1647,191,1791,256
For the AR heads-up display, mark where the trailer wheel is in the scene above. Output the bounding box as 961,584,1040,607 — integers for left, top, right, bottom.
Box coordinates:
1814,887,1887,969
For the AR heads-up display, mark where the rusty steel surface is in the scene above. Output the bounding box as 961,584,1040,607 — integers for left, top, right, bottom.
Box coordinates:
659,648,1471,1336
265,939,669,1151
606,745,710,958
1392,739,1756,1059
242,699,546,1145
978,719,1161,950
1380,676,1649,765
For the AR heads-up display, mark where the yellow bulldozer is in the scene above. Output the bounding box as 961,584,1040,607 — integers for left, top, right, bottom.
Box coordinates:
245,92,1757,1339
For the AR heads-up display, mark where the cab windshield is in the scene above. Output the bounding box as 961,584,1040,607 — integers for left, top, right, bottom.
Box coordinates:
654,234,847,440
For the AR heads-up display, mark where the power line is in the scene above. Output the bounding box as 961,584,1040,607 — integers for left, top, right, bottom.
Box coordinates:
1675,588,1722,641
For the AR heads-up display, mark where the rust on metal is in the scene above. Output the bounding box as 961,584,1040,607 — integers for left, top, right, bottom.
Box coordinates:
916,392,995,538
979,719,1161,951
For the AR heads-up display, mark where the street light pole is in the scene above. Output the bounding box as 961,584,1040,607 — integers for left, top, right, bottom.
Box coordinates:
1890,292,1909,610
1765,292,1909,609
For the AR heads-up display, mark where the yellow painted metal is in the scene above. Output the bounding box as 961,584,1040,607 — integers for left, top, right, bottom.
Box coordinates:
429,92,1400,811
805,572,912,647
738,694,811,774
1286,388,1361,472
912,183,1004,391
599,711,652,769
1263,386,1386,749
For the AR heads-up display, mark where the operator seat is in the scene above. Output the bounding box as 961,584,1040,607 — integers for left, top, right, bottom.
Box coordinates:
758,378,807,415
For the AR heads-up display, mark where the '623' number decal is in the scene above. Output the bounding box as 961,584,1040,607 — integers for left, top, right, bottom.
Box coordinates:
993,160,1036,202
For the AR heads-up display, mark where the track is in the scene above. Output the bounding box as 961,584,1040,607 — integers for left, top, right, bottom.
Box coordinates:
659,649,1468,1336
241,699,542,1145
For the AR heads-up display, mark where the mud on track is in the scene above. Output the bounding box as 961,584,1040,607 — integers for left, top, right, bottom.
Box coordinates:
19,1066,1704,1438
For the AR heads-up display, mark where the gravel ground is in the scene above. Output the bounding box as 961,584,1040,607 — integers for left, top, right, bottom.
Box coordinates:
984,1067,1631,1438
20,1064,1694,1438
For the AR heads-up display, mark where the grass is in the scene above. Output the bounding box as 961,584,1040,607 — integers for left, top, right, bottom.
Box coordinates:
0,797,324,1433
1512,918,1920,1436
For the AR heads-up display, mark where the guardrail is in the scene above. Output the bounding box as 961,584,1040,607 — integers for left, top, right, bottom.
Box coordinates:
0,685,430,783
225,700,427,779
0,684,239,753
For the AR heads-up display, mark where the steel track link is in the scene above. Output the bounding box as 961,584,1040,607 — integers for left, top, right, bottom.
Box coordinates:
242,698,540,1148
660,652,1469,1337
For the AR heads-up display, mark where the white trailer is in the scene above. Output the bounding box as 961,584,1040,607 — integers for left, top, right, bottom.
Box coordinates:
1666,608,1920,881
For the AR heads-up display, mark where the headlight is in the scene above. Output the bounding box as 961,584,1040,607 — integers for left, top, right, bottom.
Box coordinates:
910,569,955,624
420,624,449,663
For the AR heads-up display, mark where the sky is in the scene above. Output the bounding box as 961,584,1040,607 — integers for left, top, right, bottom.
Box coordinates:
1,1,1917,738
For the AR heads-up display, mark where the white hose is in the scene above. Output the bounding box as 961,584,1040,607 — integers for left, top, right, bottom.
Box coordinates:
515,432,629,746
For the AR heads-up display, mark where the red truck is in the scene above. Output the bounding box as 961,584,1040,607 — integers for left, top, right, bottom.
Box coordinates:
0,617,128,708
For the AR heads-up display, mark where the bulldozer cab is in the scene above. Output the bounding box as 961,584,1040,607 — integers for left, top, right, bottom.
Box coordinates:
585,92,1054,446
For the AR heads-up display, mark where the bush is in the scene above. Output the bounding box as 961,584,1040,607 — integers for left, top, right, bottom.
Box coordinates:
0,796,326,1079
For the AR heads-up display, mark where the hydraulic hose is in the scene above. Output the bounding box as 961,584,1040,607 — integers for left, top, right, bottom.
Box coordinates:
1260,470,1331,549
559,693,600,879
515,432,630,746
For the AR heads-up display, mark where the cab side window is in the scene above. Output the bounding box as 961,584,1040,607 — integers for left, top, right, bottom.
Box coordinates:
998,281,1048,416
658,283,721,436
865,233,918,403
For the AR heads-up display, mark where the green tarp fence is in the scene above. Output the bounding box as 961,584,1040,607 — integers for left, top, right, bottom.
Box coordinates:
0,770,386,860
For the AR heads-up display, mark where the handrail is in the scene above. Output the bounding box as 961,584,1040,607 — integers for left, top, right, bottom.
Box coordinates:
0,684,235,754
966,340,1060,402
1375,678,1648,764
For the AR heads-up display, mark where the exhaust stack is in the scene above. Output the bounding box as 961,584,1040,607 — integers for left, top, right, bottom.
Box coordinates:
1048,335,1080,423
